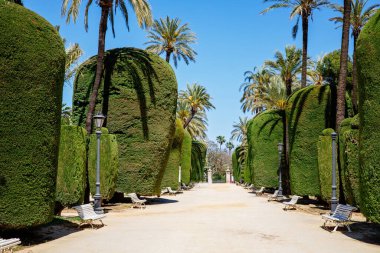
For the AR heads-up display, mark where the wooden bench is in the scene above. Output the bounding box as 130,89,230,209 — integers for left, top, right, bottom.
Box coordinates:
125,193,146,209
322,204,357,232
73,204,106,229
0,238,21,253
283,195,300,210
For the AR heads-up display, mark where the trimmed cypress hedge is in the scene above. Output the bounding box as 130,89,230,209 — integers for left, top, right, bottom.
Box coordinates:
56,126,87,210
161,119,184,189
356,12,380,222
247,110,283,188
181,130,192,185
232,150,240,182
73,47,177,196
317,128,339,202
0,1,65,229
286,85,335,196
191,140,207,182
88,131,119,201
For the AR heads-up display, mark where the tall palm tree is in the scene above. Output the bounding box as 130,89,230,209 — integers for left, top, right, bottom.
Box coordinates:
177,101,208,140
261,0,330,88
226,142,234,155
179,83,215,129
231,117,248,144
145,16,197,67
336,0,352,129
330,0,379,112
65,43,83,84
62,0,152,134
264,45,302,96
216,136,226,151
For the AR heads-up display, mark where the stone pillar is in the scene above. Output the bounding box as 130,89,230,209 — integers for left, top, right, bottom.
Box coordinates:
207,168,212,184
225,169,231,183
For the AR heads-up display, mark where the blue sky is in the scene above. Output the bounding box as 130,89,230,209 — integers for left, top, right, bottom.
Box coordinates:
25,0,355,144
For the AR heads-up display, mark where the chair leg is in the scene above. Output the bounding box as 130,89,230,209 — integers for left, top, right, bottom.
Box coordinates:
345,223,352,232
332,224,339,232
100,219,104,227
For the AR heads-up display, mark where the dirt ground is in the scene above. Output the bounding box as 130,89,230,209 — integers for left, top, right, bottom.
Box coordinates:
9,183,380,253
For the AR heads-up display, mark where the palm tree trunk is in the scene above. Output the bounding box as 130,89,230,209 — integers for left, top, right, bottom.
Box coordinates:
165,51,171,63
352,33,358,114
301,12,309,88
183,108,196,129
336,0,352,130
85,5,110,134
285,79,292,97
281,110,291,195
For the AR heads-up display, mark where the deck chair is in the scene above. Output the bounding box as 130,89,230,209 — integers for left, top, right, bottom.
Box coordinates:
283,195,301,210
244,184,254,190
254,187,265,196
166,187,180,195
322,204,357,232
246,184,255,191
0,238,21,253
181,183,190,190
267,190,279,201
126,193,146,209
73,204,106,229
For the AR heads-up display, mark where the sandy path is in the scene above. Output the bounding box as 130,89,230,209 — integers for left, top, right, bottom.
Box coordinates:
20,183,380,253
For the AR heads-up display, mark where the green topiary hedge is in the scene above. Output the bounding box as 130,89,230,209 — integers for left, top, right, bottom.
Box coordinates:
181,130,192,185
286,85,335,196
356,12,380,222
0,1,65,229
232,150,239,182
247,110,283,188
191,140,207,182
88,131,119,201
317,128,339,202
56,126,87,210
72,47,177,196
161,119,184,189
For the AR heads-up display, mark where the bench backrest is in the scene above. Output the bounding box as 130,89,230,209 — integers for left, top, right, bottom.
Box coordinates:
167,187,175,193
127,193,141,202
73,204,97,219
0,238,21,249
257,187,264,193
272,190,278,197
332,204,356,220
289,195,300,204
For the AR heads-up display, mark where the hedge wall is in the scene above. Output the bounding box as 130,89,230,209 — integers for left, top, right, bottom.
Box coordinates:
317,128,339,202
56,126,87,209
161,119,184,189
286,85,335,196
191,140,207,182
356,12,380,223
73,47,177,196
0,1,65,229
232,150,240,182
181,130,192,185
247,110,283,188
88,131,119,201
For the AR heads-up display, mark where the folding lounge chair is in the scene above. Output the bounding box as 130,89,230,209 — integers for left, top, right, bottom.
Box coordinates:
73,204,106,228
322,204,357,232
126,193,147,209
283,195,301,210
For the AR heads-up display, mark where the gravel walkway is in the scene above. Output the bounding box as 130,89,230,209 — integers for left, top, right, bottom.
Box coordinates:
20,183,380,253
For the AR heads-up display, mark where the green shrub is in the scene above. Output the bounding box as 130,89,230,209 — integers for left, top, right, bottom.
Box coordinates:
286,85,335,196
181,130,192,184
191,140,207,182
247,110,283,188
88,131,119,201
72,47,177,196
161,119,184,189
356,13,380,222
0,1,65,229
232,150,239,182
56,126,87,209
317,128,339,202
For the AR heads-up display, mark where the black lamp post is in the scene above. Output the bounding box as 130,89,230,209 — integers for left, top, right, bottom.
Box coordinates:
93,112,105,214
278,143,283,197
331,132,338,213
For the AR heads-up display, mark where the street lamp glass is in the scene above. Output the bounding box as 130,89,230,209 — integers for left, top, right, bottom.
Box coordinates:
278,143,283,152
93,113,105,129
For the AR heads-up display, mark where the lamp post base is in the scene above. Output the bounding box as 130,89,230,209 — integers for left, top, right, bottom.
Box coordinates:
93,194,104,214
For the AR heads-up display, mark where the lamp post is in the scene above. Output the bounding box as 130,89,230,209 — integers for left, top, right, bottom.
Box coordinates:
278,143,283,197
93,112,105,214
178,166,182,190
331,132,338,213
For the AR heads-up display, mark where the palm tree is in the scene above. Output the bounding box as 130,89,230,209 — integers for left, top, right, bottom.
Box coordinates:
330,0,379,112
264,45,302,96
231,117,248,144
226,142,234,155
65,43,83,84
61,0,152,134
336,0,352,129
179,83,215,129
7,0,23,5
145,16,197,67
216,136,226,151
177,101,208,140
261,0,330,88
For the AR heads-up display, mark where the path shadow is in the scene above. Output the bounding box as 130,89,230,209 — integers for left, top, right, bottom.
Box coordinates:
147,197,179,205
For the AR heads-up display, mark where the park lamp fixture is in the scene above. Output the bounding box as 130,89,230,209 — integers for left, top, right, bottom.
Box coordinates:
278,143,283,153
93,112,105,129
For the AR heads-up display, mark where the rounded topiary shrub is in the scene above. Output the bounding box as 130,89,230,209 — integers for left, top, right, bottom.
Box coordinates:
0,1,65,229
73,47,177,196
180,130,192,185
161,119,184,190
88,130,119,201
191,140,207,182
246,110,283,188
317,128,339,202
356,12,380,222
56,126,87,213
286,85,336,196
